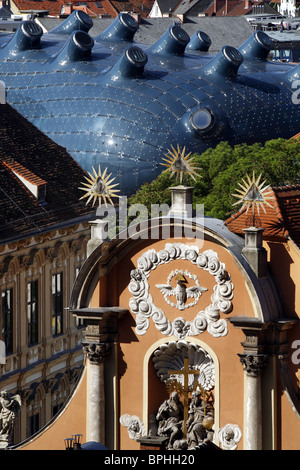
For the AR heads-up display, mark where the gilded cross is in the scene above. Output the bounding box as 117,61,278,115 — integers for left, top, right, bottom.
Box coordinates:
168,357,199,438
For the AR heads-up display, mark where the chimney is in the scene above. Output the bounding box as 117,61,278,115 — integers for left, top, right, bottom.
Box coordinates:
242,227,267,278
87,219,108,256
0,81,5,104
168,185,194,218
214,0,225,13
0,340,6,365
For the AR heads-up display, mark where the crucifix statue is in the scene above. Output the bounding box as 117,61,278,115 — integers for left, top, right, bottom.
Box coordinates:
168,356,199,438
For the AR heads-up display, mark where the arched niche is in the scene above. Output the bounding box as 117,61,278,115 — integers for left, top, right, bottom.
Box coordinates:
142,336,220,446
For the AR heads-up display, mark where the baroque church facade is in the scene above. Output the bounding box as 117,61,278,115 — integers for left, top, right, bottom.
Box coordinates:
14,184,300,451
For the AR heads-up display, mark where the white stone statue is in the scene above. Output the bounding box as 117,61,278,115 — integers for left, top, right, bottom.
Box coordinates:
0,390,21,447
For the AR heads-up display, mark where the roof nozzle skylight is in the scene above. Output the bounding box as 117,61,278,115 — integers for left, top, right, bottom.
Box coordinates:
186,31,211,52
147,25,190,57
96,13,139,43
52,31,94,66
203,45,243,79
1,21,43,56
238,31,273,61
50,10,93,35
106,46,148,80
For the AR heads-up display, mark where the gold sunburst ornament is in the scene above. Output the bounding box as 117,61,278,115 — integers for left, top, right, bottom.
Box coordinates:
79,166,120,207
232,172,274,224
160,145,201,184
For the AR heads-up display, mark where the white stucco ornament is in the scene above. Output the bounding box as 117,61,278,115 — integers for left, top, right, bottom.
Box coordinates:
128,243,234,338
152,341,215,391
217,424,242,450
119,414,146,440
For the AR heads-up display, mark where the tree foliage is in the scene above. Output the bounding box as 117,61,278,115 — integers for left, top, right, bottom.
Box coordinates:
128,138,300,220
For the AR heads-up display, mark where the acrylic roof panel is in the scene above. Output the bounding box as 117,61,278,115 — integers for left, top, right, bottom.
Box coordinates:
0,12,300,195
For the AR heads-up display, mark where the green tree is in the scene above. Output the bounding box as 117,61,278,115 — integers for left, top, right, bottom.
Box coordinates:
128,138,300,221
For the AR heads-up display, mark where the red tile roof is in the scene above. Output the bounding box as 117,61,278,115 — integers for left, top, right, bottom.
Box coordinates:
11,0,152,17
0,103,94,242
225,185,300,249
203,0,262,16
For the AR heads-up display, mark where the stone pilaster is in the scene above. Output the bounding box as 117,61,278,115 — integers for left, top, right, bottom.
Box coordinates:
82,341,111,444
239,352,268,450
71,307,128,447
229,317,269,450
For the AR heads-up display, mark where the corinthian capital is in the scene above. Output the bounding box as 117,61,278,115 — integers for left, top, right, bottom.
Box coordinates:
238,353,268,377
82,342,111,364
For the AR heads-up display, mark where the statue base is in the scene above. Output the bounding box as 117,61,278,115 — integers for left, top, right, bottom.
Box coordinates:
0,437,10,450
137,436,169,451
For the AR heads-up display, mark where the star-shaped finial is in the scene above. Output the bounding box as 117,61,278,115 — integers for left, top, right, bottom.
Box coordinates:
79,165,120,207
160,145,201,184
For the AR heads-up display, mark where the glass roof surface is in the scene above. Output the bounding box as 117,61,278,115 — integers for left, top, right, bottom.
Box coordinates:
0,13,299,194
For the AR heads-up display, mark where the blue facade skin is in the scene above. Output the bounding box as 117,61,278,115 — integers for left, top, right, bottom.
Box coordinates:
0,11,300,194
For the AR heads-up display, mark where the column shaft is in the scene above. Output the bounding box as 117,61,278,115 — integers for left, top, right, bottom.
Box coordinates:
244,373,262,450
239,353,267,450
87,361,105,443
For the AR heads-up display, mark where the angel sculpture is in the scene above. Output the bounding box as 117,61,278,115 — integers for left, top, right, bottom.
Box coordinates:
0,390,21,445
156,273,207,311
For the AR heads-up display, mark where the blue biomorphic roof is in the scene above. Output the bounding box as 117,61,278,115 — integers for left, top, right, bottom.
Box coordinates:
0,11,300,194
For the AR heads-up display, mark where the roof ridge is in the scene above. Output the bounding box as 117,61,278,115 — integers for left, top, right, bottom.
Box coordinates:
272,184,300,191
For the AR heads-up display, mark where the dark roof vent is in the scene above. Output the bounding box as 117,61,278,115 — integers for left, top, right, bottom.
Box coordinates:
95,13,138,43
0,21,42,56
50,10,93,35
105,46,148,80
239,31,273,61
186,31,211,52
51,31,94,66
203,45,243,79
147,25,190,57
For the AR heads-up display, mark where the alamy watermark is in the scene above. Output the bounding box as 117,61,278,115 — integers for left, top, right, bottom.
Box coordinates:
291,340,300,365
291,80,300,105
94,196,204,242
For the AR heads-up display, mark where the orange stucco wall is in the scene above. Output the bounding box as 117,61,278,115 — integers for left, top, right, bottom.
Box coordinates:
265,239,300,449
18,365,87,450
18,234,300,451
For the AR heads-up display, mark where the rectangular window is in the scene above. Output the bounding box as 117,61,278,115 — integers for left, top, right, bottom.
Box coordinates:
52,403,63,417
75,268,84,328
52,273,63,336
2,288,13,355
28,280,38,346
28,413,39,437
